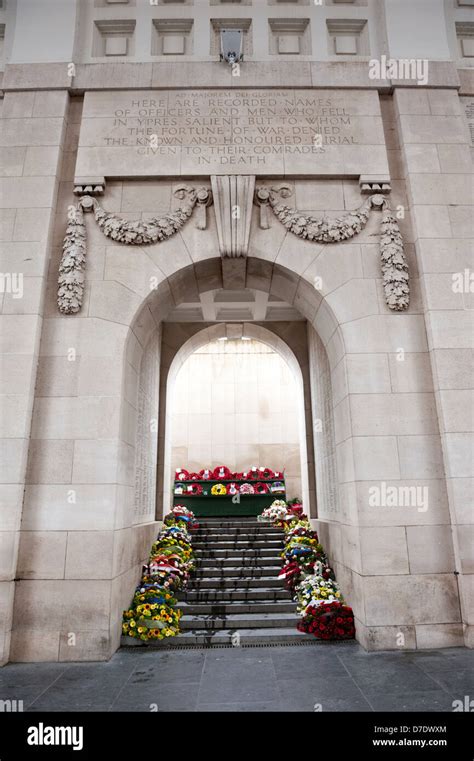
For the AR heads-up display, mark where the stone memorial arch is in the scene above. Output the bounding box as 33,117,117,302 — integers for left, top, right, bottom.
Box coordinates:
1,77,471,664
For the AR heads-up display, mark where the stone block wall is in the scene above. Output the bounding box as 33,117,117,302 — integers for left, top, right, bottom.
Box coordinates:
0,90,69,665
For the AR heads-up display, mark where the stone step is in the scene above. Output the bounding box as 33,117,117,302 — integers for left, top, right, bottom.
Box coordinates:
195,556,280,567
183,588,291,602
192,532,284,542
180,612,298,630
177,600,296,615
194,548,281,559
193,527,283,536
192,566,281,578
187,576,283,589
121,628,318,648
192,540,282,550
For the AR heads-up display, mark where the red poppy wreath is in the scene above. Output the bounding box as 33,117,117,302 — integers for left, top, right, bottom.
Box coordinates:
212,465,232,480
185,483,202,496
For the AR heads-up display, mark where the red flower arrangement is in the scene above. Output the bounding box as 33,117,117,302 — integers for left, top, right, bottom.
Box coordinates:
213,465,232,480
278,561,302,592
254,482,270,494
287,499,304,516
185,483,202,496
175,466,284,482
297,601,355,640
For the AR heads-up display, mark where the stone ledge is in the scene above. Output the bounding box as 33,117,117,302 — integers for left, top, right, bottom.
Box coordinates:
0,60,463,93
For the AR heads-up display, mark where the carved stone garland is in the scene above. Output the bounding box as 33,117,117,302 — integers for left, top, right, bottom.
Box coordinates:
58,178,409,315
57,185,211,315
255,185,409,312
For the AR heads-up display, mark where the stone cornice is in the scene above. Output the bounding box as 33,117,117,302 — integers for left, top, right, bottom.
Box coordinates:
1,60,463,93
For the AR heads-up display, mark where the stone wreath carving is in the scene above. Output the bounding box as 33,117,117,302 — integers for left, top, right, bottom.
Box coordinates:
57,186,211,314
255,185,409,312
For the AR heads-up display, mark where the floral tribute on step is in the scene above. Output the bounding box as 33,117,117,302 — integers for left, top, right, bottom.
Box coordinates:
258,500,355,641
122,505,197,642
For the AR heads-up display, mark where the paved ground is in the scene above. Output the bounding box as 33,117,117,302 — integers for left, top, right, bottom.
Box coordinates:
1,643,472,712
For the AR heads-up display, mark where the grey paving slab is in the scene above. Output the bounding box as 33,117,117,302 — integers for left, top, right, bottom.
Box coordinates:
26,663,137,712
198,670,279,704
281,695,374,712
270,648,349,679
124,652,206,685
277,675,365,704
0,644,467,713
336,650,458,694
111,681,201,712
406,648,474,672
197,700,282,712
361,689,457,713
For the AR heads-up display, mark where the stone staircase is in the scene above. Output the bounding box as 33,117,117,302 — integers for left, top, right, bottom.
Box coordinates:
124,516,316,648
177,516,316,645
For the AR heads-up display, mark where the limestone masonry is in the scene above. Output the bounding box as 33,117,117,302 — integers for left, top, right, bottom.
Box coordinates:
0,0,473,665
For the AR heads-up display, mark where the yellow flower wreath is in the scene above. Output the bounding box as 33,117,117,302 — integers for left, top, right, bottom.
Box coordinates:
211,483,227,495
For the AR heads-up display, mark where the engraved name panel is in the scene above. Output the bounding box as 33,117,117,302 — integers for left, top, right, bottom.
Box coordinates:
75,89,389,178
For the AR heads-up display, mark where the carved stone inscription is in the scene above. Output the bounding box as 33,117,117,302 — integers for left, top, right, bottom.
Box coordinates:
76,89,389,178
461,97,474,147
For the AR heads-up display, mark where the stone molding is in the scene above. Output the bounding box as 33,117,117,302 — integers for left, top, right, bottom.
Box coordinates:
211,175,255,258
1,61,462,92
73,177,106,196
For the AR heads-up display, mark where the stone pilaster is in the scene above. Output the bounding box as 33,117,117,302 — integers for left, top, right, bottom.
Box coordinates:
394,86,473,648
0,90,69,664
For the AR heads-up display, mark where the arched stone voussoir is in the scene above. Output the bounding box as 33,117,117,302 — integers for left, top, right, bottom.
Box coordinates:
245,257,274,293
312,298,341,350
293,277,323,323
167,264,200,306
193,257,223,293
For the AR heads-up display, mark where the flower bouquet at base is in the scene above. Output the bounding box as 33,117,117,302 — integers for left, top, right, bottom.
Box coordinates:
122,602,182,641
122,514,196,642
257,499,355,641
295,573,343,614
297,601,355,640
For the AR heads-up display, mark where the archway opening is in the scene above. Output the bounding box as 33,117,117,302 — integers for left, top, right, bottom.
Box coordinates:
166,333,307,513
